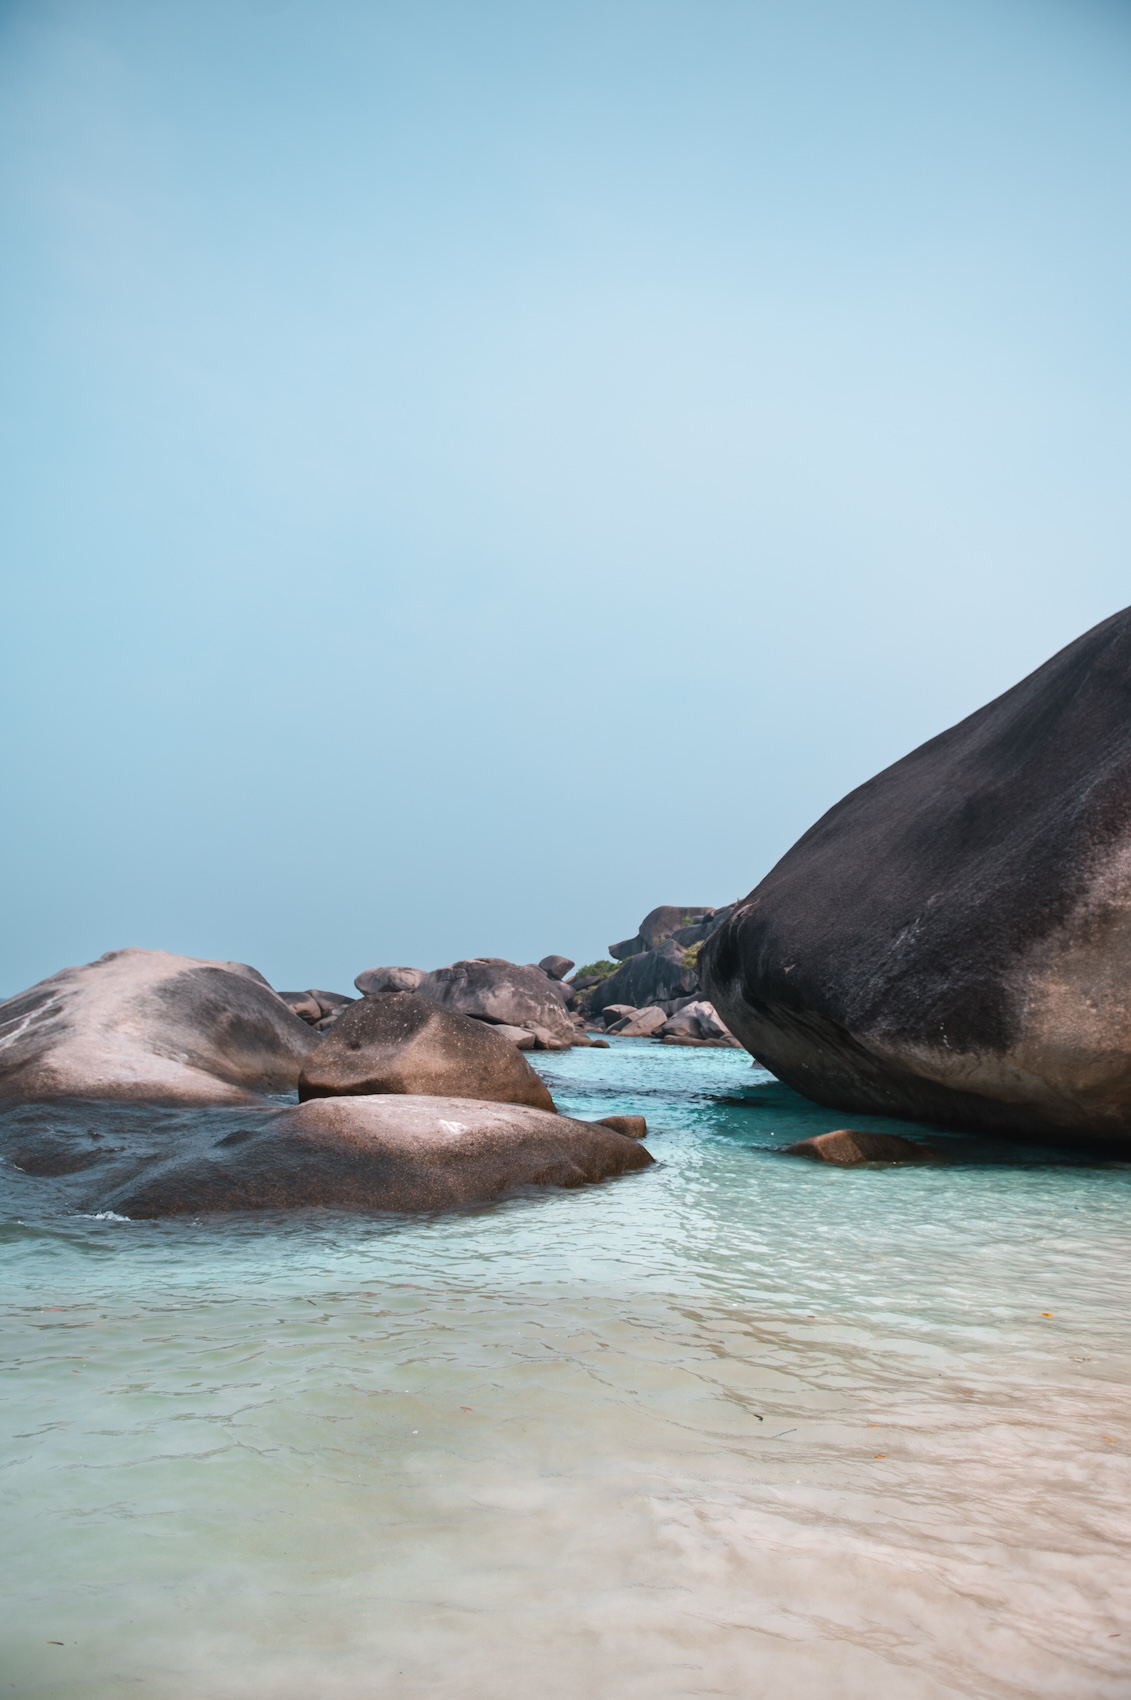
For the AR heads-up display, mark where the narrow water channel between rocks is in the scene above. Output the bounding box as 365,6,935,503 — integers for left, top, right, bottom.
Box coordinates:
2,1041,1130,1699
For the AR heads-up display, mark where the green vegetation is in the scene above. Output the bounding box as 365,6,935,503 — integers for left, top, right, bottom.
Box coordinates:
681,942,703,971
574,960,618,981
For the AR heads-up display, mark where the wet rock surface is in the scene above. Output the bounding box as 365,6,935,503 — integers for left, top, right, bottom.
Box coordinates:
782,1129,937,1165
298,993,556,1111
0,1094,651,1217
0,948,317,1104
703,607,1131,1149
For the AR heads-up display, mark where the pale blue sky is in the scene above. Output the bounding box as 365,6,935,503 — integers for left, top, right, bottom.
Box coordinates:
2,0,1130,994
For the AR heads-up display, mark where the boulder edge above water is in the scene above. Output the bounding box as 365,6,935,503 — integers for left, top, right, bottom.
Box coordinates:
702,607,1131,1149
106,1094,654,1216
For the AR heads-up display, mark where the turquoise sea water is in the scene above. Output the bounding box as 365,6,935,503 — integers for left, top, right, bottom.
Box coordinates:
2,1041,1130,1699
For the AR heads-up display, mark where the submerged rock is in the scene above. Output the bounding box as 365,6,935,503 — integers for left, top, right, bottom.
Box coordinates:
107,1094,654,1216
703,607,1131,1149
0,948,317,1104
782,1130,936,1165
298,993,555,1111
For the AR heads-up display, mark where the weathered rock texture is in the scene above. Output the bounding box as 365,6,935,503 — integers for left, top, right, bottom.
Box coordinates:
609,906,716,961
354,966,426,996
107,1095,653,1216
702,608,1131,1148
298,993,555,1111
416,958,578,1045
587,940,699,1015
0,948,318,1103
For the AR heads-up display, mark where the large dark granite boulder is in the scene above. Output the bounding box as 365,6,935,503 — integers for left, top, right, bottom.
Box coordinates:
0,948,318,1104
415,958,577,1045
106,1095,653,1216
589,939,699,1015
298,992,556,1111
702,608,1131,1148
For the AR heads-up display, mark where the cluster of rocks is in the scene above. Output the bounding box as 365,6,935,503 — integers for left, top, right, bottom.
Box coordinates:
575,905,741,1046
591,998,739,1046
279,954,590,1049
0,948,652,1217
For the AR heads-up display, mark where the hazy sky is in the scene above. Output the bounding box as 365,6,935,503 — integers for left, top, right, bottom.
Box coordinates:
2,0,1130,995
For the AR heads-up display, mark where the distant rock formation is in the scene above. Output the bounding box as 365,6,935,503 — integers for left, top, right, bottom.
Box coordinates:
0,948,317,1103
702,607,1131,1148
575,904,740,1045
414,958,582,1048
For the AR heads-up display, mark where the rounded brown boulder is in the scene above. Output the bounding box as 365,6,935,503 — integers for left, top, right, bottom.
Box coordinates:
108,1094,654,1216
782,1130,936,1165
298,992,556,1112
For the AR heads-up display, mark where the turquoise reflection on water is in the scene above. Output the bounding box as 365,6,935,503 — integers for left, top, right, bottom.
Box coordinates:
2,1041,1130,1699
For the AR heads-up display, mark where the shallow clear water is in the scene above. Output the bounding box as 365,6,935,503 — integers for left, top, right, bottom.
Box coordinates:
2,1042,1131,1699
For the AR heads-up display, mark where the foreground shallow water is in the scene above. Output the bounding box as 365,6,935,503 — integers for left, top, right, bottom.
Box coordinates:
2,1042,1130,1699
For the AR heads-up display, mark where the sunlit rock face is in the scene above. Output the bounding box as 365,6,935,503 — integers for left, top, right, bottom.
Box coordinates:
702,607,1131,1148
0,947,318,1103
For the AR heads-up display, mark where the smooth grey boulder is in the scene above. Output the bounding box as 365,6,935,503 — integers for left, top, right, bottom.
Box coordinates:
354,966,426,996
298,993,555,1111
658,1000,736,1042
488,1023,537,1050
538,955,575,981
416,958,577,1045
107,1094,654,1216
279,992,323,1024
598,1003,638,1028
0,948,318,1104
588,940,699,1016
702,607,1131,1148
607,1005,667,1037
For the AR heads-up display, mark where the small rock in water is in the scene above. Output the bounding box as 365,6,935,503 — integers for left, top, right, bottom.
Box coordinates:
783,1129,937,1165
597,1115,647,1140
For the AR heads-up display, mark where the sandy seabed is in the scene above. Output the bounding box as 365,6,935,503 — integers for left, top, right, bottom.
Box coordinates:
2,1043,1129,1699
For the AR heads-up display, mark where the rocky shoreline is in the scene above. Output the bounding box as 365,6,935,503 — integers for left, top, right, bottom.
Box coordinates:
0,904,744,1217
